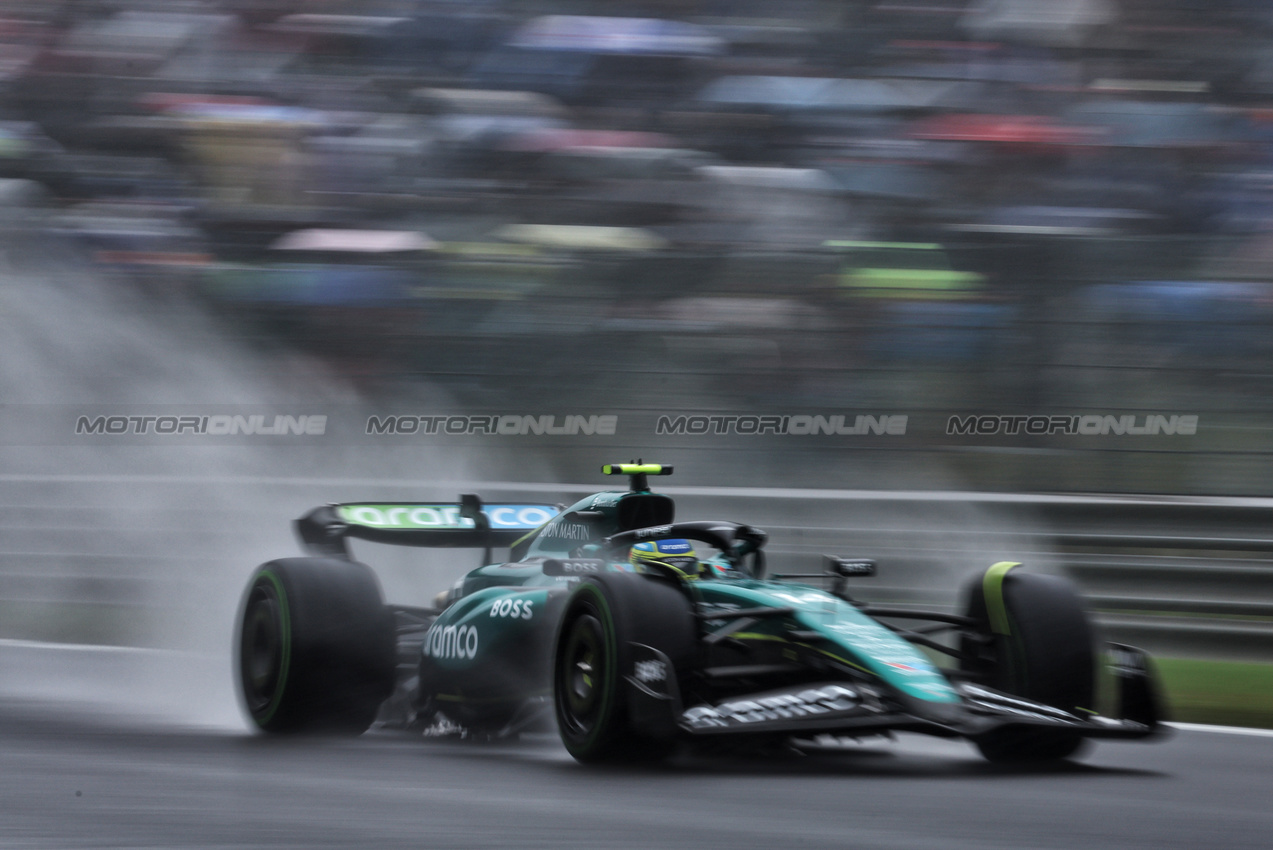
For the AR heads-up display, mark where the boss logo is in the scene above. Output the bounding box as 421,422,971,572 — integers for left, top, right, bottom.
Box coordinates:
543,559,605,576
489,597,534,620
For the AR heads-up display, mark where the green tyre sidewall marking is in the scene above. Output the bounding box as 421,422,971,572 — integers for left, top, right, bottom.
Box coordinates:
982,561,1020,636
254,568,292,727
573,582,617,754
982,561,1026,693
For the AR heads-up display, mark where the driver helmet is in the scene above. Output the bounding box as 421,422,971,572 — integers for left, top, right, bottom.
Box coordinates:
629,538,700,579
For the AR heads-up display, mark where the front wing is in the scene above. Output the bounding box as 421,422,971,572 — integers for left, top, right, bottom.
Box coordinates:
625,642,1165,743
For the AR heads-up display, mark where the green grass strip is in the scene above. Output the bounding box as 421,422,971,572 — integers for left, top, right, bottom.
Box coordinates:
1155,657,1273,729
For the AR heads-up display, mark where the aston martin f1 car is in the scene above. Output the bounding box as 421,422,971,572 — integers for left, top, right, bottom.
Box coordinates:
235,464,1165,763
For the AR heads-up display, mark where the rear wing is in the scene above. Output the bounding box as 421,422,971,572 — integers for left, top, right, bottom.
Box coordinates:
295,496,559,557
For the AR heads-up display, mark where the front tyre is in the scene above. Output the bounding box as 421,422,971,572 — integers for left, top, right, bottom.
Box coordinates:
553,574,695,764
974,726,1087,763
557,608,614,750
961,564,1095,763
237,557,395,734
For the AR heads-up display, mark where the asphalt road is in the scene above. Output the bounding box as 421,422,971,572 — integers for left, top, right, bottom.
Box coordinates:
1,702,1269,850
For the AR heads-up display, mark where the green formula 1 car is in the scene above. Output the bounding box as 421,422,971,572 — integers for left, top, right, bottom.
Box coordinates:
235,463,1165,763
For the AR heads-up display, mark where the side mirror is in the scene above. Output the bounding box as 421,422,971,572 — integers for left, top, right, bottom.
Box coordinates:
746,548,766,579
823,556,876,578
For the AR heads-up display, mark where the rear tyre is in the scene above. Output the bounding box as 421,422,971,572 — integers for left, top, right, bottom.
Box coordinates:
961,566,1095,763
553,574,696,764
237,557,396,734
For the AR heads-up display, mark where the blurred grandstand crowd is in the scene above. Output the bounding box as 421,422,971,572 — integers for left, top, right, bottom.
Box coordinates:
4,0,1273,482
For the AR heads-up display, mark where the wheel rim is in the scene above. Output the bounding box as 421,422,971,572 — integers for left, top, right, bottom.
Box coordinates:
558,614,606,737
240,581,284,715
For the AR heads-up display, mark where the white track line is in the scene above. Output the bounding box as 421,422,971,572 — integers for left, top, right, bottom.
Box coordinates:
1167,722,1273,738
0,638,186,656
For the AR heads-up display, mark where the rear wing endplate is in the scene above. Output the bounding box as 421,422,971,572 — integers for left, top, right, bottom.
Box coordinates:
295,496,560,557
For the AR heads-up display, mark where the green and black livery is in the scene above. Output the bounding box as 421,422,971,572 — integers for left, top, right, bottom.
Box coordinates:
235,463,1166,763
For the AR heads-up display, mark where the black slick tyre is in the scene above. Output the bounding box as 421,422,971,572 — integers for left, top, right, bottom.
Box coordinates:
236,557,396,734
961,566,1095,763
553,573,696,764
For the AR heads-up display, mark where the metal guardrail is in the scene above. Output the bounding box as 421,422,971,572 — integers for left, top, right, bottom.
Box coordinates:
742,500,1273,662
0,476,1270,661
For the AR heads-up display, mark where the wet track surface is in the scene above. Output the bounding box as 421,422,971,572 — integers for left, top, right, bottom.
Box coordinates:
1,475,1270,849
2,703,1269,850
